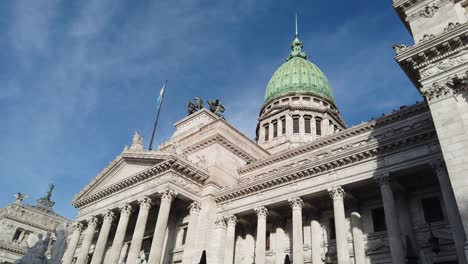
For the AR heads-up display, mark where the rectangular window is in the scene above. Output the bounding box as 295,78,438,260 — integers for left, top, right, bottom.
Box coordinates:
181,227,188,245
316,119,322,136
372,207,387,232
329,218,336,240
293,117,300,133
264,125,269,141
281,118,286,135
422,196,444,223
266,232,271,251
304,116,311,134
273,122,278,138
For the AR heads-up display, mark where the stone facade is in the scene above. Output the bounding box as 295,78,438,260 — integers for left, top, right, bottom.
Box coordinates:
64,2,468,264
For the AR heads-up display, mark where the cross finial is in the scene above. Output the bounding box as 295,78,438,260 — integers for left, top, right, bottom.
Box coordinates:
295,13,298,38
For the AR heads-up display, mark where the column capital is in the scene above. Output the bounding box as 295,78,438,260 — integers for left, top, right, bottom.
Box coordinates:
328,186,346,200
103,210,115,222
138,196,153,209
226,215,238,226
375,174,391,187
214,216,227,229
288,197,304,209
254,206,269,217
72,222,84,232
430,159,447,175
159,188,178,202
188,201,201,215
87,216,99,228
119,203,134,216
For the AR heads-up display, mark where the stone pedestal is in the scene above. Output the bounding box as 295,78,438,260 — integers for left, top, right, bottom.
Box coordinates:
62,222,84,264
108,204,133,264
288,197,304,264
328,186,350,264
182,201,201,264
254,207,268,264
148,189,177,264
90,211,115,264
126,197,153,264
76,217,98,264
224,215,238,264
376,175,405,264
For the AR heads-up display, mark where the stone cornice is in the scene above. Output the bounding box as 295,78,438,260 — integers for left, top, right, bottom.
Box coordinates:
215,122,437,203
72,157,209,208
0,241,26,255
4,203,70,223
0,214,56,232
239,102,428,174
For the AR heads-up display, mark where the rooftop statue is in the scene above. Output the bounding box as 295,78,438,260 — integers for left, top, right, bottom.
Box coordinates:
36,184,55,209
187,97,225,117
206,99,225,117
14,192,28,203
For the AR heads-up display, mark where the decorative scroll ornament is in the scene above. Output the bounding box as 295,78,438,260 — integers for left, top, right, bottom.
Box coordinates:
392,44,410,54
288,197,304,209
226,215,238,226
215,216,227,228
419,4,439,18
444,22,461,33
120,204,134,216
139,196,153,209
160,188,178,201
188,201,202,214
328,186,346,200
254,206,269,217
419,34,436,43
103,210,115,221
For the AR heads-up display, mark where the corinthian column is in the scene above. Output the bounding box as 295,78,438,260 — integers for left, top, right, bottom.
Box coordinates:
310,215,323,264
432,161,468,264
62,222,84,264
224,215,238,264
148,188,177,264
328,186,350,264
108,204,134,264
90,211,115,264
126,197,153,264
254,207,268,264
182,201,202,264
288,197,304,264
350,212,365,264
214,217,228,263
376,175,405,264
76,217,99,264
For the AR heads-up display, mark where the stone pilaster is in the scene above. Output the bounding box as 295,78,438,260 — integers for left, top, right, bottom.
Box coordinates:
328,186,350,264
350,212,365,264
288,197,304,264
76,217,99,264
148,188,177,264
108,204,134,264
62,222,84,264
254,207,269,264
224,215,238,264
90,211,115,264
432,161,468,264
126,196,153,264
182,201,202,264
376,175,405,264
310,215,323,264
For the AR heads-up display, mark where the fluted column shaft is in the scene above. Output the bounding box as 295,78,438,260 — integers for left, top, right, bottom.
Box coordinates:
126,197,153,264
90,211,115,264
289,197,304,264
76,217,99,264
255,207,269,264
433,161,468,264
62,223,84,264
328,186,350,264
224,215,238,264
376,175,405,264
310,216,323,264
214,217,228,263
108,204,134,264
350,212,365,264
182,202,201,264
148,188,177,264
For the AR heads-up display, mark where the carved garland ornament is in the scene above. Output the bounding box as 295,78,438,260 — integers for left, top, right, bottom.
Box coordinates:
419,4,439,18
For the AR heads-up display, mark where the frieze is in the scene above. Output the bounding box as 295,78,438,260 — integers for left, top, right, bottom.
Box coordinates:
239,102,429,174
444,22,462,33
216,121,437,203
420,50,468,78
422,72,468,101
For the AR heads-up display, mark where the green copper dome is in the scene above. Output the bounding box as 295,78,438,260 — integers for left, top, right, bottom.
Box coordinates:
264,35,335,106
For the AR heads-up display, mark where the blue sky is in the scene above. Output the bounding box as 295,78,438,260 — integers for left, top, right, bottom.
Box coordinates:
0,0,420,219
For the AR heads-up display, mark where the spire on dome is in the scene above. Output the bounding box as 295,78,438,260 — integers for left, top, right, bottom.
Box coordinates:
288,13,307,61
129,131,144,151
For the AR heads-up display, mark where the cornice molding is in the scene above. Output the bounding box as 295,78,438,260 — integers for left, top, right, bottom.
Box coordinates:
1,214,56,232
0,241,26,255
239,102,428,174
72,157,209,208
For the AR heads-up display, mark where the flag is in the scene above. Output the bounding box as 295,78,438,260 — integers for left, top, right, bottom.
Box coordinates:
156,83,166,109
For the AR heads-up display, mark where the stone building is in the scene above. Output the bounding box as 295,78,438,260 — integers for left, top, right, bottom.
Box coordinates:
64,1,468,264
0,186,70,263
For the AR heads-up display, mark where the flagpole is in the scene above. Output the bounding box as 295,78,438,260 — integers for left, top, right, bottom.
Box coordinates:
148,80,167,150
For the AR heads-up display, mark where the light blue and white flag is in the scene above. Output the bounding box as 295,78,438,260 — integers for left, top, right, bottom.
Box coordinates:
156,82,166,109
